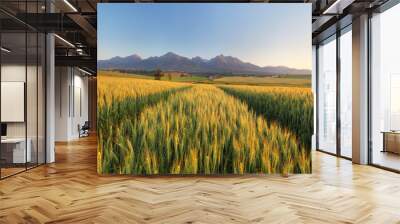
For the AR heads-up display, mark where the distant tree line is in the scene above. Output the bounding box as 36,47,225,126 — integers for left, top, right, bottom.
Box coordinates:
154,69,164,80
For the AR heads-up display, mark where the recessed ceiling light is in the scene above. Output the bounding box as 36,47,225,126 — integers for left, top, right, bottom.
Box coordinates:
78,67,93,76
322,0,354,15
63,0,78,12
1,47,11,53
54,34,75,48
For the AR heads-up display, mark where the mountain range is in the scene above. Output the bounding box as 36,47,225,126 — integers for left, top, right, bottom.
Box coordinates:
98,52,311,75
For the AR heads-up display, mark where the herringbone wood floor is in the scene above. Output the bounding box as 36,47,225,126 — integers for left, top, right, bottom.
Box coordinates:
1,136,400,224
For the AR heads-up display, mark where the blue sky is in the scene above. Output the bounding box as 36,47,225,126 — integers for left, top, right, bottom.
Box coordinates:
98,3,311,69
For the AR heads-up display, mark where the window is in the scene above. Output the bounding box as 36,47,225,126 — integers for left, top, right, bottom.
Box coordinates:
317,35,337,154
370,3,400,171
339,27,352,158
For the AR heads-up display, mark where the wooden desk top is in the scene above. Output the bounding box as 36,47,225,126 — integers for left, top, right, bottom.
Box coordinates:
1,138,29,143
381,131,400,134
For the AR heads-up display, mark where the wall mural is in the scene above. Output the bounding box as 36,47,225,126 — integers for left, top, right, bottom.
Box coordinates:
97,3,313,175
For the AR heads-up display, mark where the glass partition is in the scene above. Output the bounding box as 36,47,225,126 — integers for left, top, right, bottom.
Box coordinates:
370,3,400,171
339,27,352,158
0,1,46,179
1,31,28,177
317,35,337,154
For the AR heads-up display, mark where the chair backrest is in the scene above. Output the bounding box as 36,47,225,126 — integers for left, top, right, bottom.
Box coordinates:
82,121,90,129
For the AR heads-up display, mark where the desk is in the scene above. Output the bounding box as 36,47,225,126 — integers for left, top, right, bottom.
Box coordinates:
381,131,400,154
1,138,31,163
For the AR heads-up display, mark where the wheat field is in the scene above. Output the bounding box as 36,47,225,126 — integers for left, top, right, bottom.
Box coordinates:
97,72,312,175
220,85,313,149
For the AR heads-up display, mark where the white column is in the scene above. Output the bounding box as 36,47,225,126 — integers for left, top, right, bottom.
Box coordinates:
46,32,55,163
352,14,369,164
312,45,317,151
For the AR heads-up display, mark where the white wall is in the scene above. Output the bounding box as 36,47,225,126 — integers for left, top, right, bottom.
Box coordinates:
55,66,70,141
1,64,26,81
71,73,89,138
1,65,26,140
55,67,89,141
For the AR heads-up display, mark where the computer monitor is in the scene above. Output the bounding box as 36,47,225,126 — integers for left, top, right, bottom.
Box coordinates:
1,123,7,137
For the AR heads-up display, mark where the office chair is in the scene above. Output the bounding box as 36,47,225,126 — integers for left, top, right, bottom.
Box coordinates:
79,121,90,138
